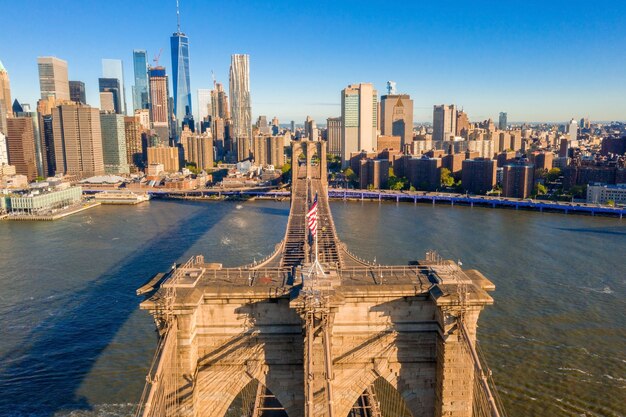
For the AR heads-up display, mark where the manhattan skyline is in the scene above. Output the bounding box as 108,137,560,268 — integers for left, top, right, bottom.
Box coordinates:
1,0,625,123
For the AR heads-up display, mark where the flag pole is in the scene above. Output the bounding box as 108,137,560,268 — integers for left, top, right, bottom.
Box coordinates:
315,214,319,263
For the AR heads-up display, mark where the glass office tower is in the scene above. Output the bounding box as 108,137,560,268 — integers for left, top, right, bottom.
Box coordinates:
102,59,126,115
132,50,149,111
170,31,191,130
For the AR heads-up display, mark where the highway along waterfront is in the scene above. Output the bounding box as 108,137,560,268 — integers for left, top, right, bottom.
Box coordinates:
0,199,624,417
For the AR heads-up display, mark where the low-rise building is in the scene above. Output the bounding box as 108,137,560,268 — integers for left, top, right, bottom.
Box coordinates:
587,183,626,205
8,186,82,214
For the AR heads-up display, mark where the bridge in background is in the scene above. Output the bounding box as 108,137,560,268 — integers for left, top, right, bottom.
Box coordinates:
136,141,506,417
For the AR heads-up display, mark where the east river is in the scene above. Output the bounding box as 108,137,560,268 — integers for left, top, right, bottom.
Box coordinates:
0,200,624,417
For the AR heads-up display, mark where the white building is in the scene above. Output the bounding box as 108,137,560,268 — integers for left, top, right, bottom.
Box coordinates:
587,183,626,206
568,118,578,142
197,89,211,121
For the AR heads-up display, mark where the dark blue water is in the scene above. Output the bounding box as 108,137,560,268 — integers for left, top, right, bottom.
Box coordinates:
0,200,624,417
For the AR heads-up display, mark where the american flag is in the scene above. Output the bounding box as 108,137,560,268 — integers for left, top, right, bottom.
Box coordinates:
307,194,318,237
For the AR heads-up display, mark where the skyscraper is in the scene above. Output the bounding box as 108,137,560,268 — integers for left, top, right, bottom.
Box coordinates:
99,78,123,114
341,83,377,166
197,89,211,121
102,59,127,114
69,81,86,104
229,54,252,160
171,1,192,129
326,117,342,157
210,82,229,119
6,117,38,180
432,104,456,142
0,60,11,121
100,112,129,174
132,50,150,111
498,112,507,130
148,66,170,141
380,93,413,148
568,118,578,142
304,116,317,140
37,56,70,100
124,115,144,172
52,104,105,177
36,96,63,177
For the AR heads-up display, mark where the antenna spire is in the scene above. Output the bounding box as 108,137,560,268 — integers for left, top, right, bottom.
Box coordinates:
176,0,181,33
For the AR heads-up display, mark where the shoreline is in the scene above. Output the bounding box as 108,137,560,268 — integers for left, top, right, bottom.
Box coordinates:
2,201,101,221
144,189,625,219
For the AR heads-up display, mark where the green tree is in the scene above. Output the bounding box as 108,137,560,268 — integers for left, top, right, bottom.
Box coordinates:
344,167,356,181
570,184,587,199
440,168,454,187
606,200,615,207
367,183,375,190
533,183,548,197
35,176,45,182
546,167,561,182
281,162,291,174
185,164,200,175
343,167,357,187
388,175,407,190
409,185,416,192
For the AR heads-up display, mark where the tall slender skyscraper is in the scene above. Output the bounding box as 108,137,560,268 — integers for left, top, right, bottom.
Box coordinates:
229,54,251,160
171,0,192,128
341,83,377,165
37,56,70,100
132,50,150,111
102,59,127,115
0,60,11,120
148,66,170,141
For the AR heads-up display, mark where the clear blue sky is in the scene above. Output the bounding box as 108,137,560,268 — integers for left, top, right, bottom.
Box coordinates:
1,0,625,124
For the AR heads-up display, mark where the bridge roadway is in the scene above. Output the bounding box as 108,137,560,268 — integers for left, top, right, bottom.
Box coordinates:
255,165,368,270
136,141,505,417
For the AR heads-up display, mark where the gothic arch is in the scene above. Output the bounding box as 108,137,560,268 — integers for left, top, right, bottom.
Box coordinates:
345,377,413,417
223,378,291,417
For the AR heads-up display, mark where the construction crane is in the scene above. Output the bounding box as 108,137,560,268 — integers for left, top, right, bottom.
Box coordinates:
153,48,163,67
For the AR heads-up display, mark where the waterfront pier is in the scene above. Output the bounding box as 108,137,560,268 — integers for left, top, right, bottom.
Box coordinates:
137,141,505,417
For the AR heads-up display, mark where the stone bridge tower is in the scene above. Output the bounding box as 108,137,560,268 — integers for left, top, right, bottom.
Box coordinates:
292,140,327,184
136,141,503,417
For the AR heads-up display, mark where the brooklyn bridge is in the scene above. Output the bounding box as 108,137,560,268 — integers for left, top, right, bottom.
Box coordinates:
136,141,506,417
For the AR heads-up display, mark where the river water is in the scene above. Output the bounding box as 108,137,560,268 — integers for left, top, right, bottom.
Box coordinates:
0,200,624,417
